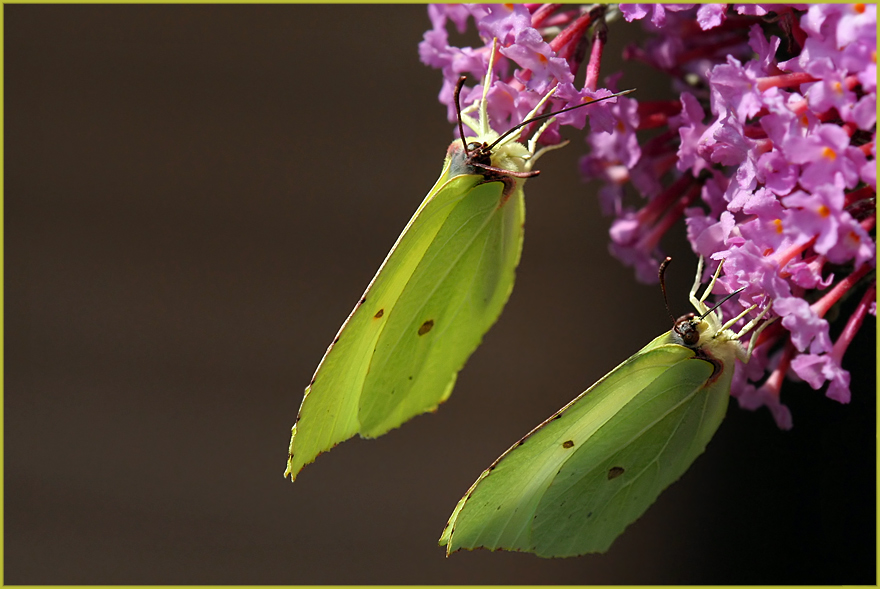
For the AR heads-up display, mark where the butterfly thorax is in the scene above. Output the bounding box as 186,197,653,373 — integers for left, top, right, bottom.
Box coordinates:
671,311,745,382
445,138,530,183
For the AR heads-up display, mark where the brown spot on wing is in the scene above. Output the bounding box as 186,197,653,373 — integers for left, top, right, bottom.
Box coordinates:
418,319,435,335
562,440,574,449
608,466,625,480
374,309,384,319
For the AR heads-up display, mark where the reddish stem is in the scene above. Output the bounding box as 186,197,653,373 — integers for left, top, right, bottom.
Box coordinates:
774,236,817,272
744,125,769,139
635,102,683,131
639,182,702,251
811,263,873,318
756,72,818,92
545,9,581,28
638,112,670,130
640,129,678,156
845,185,876,207
582,27,605,91
636,172,697,230
549,11,593,59
754,316,786,349
785,8,809,49
830,282,876,363
760,340,796,397
638,100,682,117
530,4,561,29
788,98,808,116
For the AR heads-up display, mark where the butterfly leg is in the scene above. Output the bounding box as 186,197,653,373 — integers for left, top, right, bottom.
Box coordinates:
742,316,776,363
699,259,725,305
689,256,707,313
728,298,772,338
733,300,775,362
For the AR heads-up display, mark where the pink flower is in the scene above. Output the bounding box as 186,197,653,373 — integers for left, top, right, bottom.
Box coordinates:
785,124,865,191
422,3,876,428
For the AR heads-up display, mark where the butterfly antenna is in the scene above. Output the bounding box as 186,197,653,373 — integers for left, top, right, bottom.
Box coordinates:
487,88,635,152
658,257,676,325
453,76,469,156
700,287,747,320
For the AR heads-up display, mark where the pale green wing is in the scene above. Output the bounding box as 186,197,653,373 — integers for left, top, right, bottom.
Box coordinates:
440,333,729,557
286,166,525,480
358,180,524,435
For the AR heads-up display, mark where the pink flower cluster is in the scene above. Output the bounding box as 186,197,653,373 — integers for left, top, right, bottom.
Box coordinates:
420,4,876,429
420,4,619,146
602,4,876,428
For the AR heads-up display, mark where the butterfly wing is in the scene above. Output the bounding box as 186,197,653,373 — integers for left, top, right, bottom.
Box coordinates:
287,167,524,480
440,333,729,556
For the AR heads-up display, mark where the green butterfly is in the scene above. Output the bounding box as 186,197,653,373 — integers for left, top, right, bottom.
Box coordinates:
285,46,630,482
440,257,773,557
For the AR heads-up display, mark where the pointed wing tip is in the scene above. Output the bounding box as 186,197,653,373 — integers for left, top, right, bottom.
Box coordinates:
437,537,451,557
436,537,471,558
285,433,357,484
283,459,300,482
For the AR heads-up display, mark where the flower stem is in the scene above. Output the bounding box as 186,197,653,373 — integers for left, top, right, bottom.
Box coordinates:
761,340,796,400
774,236,817,271
530,4,562,29
550,10,594,62
635,171,697,229
845,185,875,206
756,72,818,92
811,263,873,318
639,181,701,251
830,282,876,363
582,23,605,91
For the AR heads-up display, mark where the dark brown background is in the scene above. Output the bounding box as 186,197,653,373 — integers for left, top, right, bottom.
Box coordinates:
5,5,875,584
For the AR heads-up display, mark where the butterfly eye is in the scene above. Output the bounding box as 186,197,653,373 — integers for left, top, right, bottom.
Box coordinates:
683,326,700,346
674,314,701,347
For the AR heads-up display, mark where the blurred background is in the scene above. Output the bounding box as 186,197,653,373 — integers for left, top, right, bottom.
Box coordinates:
5,5,875,584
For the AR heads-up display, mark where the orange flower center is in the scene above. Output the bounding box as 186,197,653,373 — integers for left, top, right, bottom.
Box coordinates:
822,146,837,160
